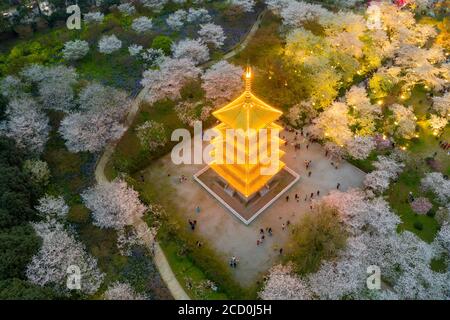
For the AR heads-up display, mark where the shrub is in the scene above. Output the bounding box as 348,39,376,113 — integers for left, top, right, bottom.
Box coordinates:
413,221,424,231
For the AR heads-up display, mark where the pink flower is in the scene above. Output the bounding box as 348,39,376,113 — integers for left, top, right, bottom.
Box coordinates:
410,197,432,215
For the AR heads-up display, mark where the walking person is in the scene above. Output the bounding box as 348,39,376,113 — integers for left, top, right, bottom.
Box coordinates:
337,183,340,190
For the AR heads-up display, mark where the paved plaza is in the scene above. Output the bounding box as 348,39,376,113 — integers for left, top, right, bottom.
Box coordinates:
142,129,366,286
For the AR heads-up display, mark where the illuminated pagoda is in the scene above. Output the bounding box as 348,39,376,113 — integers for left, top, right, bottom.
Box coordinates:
208,67,286,199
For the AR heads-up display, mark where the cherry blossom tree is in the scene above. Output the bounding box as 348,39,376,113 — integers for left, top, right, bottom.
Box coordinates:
136,120,167,152
259,264,313,300
98,35,122,54
84,12,104,24
141,0,167,11
198,23,226,48
26,221,104,294
429,114,447,133
166,9,187,30
171,38,209,65
410,197,433,215
131,16,153,33
62,40,89,61
81,179,147,230
229,0,255,13
279,1,331,27
59,111,126,153
59,82,129,152
23,159,50,186
0,97,50,154
187,8,211,23
21,65,78,112
346,136,376,160
434,223,450,255
117,3,136,15
432,92,450,117
364,155,404,194
175,101,212,126
0,75,27,99
77,82,129,117
395,44,447,92
201,61,243,105
389,103,417,139
310,102,352,146
141,48,165,67
421,172,450,204
128,44,143,56
36,195,69,219
103,282,146,300
141,57,201,103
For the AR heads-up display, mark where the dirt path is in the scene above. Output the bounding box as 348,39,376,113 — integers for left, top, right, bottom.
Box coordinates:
94,10,268,300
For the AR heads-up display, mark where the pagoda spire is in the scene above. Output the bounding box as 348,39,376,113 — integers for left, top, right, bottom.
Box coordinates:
245,65,252,95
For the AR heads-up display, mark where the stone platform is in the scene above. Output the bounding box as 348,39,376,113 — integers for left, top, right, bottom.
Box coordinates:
194,166,300,224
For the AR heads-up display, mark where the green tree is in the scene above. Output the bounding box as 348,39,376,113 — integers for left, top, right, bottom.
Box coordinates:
152,35,173,55
288,205,347,275
0,279,58,300
0,225,41,280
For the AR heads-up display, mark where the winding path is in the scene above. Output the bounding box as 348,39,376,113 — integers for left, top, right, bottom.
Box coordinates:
94,9,268,300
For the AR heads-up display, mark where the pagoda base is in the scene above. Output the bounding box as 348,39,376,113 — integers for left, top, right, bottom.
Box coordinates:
194,166,300,225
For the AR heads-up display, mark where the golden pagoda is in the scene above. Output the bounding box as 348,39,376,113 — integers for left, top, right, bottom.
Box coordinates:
209,67,286,199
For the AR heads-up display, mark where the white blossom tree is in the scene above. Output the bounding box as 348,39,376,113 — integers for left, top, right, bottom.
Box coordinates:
62,40,89,61
103,281,146,300
187,8,211,23
117,3,136,15
59,111,126,153
81,179,147,230
198,23,226,48
128,44,143,56
135,120,167,152
229,0,255,13
310,102,352,146
171,38,209,65
36,195,69,219
346,136,376,160
141,57,201,103
201,61,243,105
84,12,104,24
279,1,331,27
421,172,450,204
432,92,450,117
259,264,313,300
0,75,27,99
364,155,404,194
26,221,104,294
22,65,78,112
141,48,165,67
131,16,153,33
389,103,417,139
98,35,122,54
0,97,50,154
23,159,50,185
77,82,129,117
429,114,447,133
166,9,187,30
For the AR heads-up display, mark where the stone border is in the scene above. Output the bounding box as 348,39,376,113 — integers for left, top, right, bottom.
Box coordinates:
194,166,300,225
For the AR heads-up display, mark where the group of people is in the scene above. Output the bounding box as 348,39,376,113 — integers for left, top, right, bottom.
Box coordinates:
188,219,197,231
256,227,273,246
179,174,188,183
439,140,450,152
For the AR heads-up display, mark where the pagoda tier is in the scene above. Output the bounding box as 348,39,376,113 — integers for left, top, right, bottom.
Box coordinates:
209,67,285,198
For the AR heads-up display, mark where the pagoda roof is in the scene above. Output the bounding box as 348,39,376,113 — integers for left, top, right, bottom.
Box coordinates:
212,67,282,130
